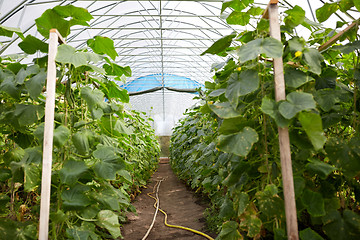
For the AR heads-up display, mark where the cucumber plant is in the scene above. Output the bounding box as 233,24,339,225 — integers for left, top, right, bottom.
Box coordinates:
0,6,160,239
171,1,360,239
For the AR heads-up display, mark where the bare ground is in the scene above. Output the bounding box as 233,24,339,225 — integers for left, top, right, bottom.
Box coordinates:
121,162,216,240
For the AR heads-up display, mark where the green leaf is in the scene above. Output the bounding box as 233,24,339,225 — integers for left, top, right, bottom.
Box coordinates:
237,37,283,63
326,138,360,178
66,226,97,240
201,33,236,56
9,149,41,192
24,163,41,192
50,210,67,224
216,221,242,240
237,192,249,216
80,86,106,119
18,35,48,54
209,88,226,97
103,63,132,77
322,209,360,240
93,145,124,180
339,0,354,12
53,125,71,148
14,104,44,126
284,5,305,28
100,116,132,137
0,168,11,182
0,25,24,39
246,7,263,16
221,0,253,13
209,102,242,119
0,71,21,99
300,228,324,240
306,160,337,179
72,130,93,156
53,5,93,26
93,185,129,211
298,112,326,151
354,0,360,11
35,6,92,38
226,70,259,107
218,117,250,135
56,44,102,68
87,36,118,60
256,185,284,219
301,189,325,217
59,160,88,185
226,11,251,25
96,210,121,239
15,65,40,85
219,197,235,218
261,97,290,127
0,219,37,240
332,41,360,54
294,176,305,198
315,67,337,90
303,48,324,75
314,89,346,111
240,214,262,238
218,127,258,157
278,92,316,119
102,80,129,103
316,3,339,23
118,169,132,183
61,184,91,210
35,9,71,38
288,37,304,52
285,68,314,88
25,70,46,100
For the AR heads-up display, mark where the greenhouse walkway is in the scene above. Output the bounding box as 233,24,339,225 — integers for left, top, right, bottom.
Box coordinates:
122,159,215,239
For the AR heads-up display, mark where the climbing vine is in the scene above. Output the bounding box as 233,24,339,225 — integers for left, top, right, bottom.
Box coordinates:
0,5,160,239
171,1,360,239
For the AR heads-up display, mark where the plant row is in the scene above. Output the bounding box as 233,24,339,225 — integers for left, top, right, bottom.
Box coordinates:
170,1,360,239
0,6,160,239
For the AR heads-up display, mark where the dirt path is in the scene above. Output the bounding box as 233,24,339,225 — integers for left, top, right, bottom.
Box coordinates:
121,161,216,240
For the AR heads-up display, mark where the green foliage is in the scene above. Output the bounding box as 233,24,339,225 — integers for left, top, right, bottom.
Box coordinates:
87,36,118,60
218,127,258,157
237,37,283,62
0,6,160,239
170,2,360,239
201,33,237,56
35,5,93,38
18,35,48,54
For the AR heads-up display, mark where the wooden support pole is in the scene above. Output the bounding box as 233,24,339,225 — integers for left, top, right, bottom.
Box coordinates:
268,3,299,240
318,20,358,52
38,29,63,240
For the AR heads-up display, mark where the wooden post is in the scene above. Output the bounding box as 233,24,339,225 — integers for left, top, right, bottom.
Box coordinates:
39,29,64,240
268,2,299,240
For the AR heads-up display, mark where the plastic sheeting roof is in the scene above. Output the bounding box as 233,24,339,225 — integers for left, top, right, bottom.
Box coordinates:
1,0,359,135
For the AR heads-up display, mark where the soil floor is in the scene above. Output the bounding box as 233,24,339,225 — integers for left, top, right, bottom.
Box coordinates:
121,162,217,240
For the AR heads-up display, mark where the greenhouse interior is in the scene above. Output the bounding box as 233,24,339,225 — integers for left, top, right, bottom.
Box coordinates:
0,0,360,239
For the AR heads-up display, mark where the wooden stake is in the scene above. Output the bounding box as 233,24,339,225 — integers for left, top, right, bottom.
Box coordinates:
38,29,61,240
318,21,358,52
268,3,299,240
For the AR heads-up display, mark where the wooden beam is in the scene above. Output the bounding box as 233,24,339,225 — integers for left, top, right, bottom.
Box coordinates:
50,28,66,44
318,20,358,52
268,3,299,240
38,29,62,240
262,0,279,19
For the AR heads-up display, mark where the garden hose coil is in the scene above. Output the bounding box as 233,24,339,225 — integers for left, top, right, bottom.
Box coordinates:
143,179,214,240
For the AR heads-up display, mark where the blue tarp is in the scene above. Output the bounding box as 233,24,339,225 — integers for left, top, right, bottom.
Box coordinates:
120,73,204,93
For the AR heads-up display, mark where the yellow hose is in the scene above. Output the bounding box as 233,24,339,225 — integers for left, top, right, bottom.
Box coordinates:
147,180,214,240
